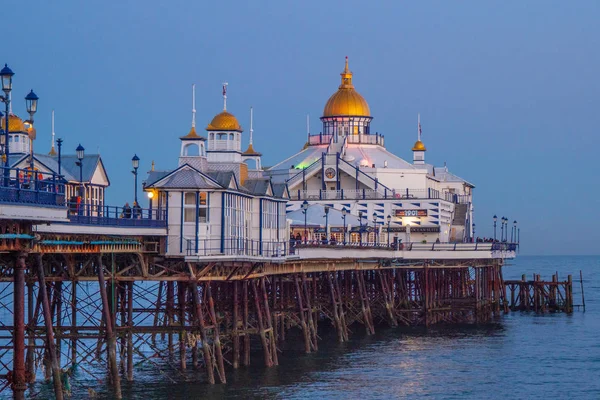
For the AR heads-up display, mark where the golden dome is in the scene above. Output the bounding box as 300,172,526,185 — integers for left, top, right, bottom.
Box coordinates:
412,140,426,151
0,114,26,132
206,110,243,132
323,57,371,117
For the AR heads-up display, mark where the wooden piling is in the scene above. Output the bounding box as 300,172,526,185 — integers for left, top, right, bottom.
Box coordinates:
252,280,274,367
206,283,226,382
188,282,215,385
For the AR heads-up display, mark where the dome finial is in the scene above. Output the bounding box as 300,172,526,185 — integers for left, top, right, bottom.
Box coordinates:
48,110,57,156
340,56,353,88
222,82,228,110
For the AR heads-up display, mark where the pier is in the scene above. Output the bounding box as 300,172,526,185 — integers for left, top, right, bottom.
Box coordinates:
0,177,517,398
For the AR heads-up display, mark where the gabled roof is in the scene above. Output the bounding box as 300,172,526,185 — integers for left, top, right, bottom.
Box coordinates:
10,153,107,184
146,164,222,190
433,166,475,188
272,183,289,199
145,170,171,186
207,171,238,190
243,178,272,196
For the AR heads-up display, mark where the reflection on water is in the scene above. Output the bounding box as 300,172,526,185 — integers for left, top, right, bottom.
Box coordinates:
16,256,600,399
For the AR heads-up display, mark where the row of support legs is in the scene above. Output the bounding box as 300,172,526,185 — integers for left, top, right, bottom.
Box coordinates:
9,259,508,398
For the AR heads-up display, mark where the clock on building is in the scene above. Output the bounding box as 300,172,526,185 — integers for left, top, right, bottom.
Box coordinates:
325,167,336,180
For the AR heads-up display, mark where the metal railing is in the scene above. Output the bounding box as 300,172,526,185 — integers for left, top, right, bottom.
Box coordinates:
307,133,385,146
0,166,65,207
185,238,288,257
291,240,518,252
67,202,167,227
286,159,322,188
290,187,467,202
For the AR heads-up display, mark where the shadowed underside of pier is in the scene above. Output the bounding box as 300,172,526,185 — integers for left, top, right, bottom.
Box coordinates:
0,242,508,399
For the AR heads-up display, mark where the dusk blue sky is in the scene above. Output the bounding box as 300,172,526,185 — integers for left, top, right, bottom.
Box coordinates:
5,1,599,255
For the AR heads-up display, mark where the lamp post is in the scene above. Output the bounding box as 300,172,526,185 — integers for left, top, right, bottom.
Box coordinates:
358,210,363,245
512,220,517,243
76,144,85,215
501,217,505,242
386,214,391,246
472,223,476,242
0,64,14,184
324,205,330,243
342,207,347,245
132,154,140,205
25,90,39,172
493,215,497,241
372,212,377,245
302,200,309,244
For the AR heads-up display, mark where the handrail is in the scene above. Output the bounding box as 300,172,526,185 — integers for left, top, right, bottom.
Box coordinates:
0,166,66,207
185,238,288,257
337,157,392,195
285,158,322,188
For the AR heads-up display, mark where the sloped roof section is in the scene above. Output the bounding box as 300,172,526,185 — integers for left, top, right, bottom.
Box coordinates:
243,179,271,196
207,171,238,190
149,165,222,190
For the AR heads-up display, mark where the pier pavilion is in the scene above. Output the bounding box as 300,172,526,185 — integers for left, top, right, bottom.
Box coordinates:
266,58,474,244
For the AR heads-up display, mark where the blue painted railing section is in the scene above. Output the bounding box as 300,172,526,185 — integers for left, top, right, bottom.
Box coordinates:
66,202,167,228
0,166,65,206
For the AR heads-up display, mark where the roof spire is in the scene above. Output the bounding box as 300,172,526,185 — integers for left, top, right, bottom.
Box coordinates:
418,113,421,142
192,83,196,128
340,56,353,88
48,110,57,156
151,160,155,171
412,113,426,153
249,106,253,145
222,82,228,110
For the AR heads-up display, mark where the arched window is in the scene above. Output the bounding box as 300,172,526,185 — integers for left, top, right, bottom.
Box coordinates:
209,133,214,140
229,133,234,140
183,143,200,156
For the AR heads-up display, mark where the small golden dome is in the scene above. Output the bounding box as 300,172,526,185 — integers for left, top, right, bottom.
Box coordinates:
243,143,261,156
181,126,205,140
412,140,426,151
0,114,26,132
323,57,371,117
206,110,243,132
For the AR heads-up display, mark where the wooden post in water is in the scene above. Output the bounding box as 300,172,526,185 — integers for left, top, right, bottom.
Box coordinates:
206,283,226,382
232,280,240,369
579,270,586,312
127,282,134,381
252,280,273,366
242,280,250,366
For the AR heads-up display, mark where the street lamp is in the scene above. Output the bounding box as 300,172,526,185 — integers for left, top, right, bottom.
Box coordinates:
386,214,391,246
76,144,85,214
342,207,347,245
372,212,377,245
0,64,14,180
302,200,309,244
512,220,517,243
493,215,497,241
25,90,39,172
132,154,140,205
358,210,363,245
472,223,476,242
324,205,330,243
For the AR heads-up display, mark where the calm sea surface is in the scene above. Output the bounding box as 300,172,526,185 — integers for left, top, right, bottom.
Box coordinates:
27,256,600,399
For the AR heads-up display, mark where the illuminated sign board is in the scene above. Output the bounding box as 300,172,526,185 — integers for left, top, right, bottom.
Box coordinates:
394,209,428,217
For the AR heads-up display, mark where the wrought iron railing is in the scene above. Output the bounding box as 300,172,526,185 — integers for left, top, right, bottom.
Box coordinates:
0,166,65,207
66,202,167,228
290,187,467,203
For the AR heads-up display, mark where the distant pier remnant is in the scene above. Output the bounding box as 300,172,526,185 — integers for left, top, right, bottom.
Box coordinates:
504,273,575,313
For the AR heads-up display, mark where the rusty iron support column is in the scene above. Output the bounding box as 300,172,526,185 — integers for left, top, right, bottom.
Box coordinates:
36,255,63,400
71,280,78,365
11,252,28,400
301,273,318,351
260,277,278,365
166,281,174,355
206,283,226,383
127,281,134,381
242,280,250,367
177,282,187,371
252,280,273,367
357,272,375,335
25,280,36,383
96,254,122,399
189,282,215,385
293,274,312,353
232,280,240,369
327,271,344,343
153,281,163,344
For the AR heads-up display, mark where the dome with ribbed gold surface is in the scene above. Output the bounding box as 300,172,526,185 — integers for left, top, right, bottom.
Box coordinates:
323,57,370,117
206,110,243,132
0,113,26,132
